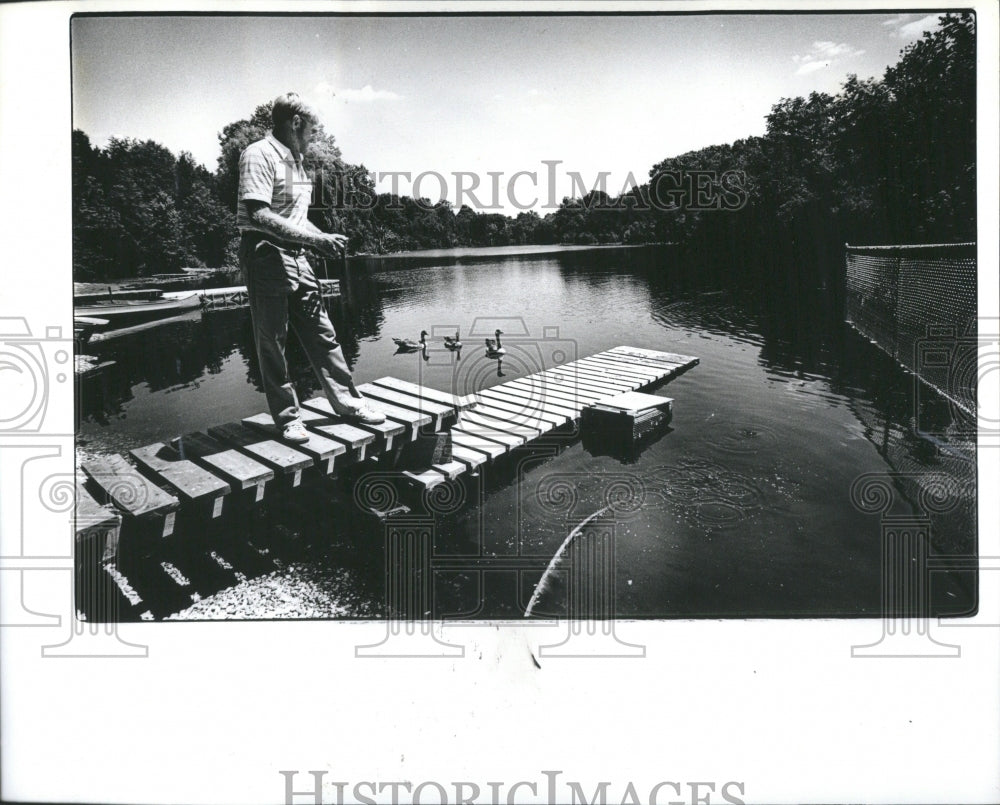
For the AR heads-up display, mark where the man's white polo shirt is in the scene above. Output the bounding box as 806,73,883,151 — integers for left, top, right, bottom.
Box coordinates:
237,132,312,234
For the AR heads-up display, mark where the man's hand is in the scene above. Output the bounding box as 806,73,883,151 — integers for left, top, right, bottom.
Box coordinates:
313,232,348,257
247,203,349,255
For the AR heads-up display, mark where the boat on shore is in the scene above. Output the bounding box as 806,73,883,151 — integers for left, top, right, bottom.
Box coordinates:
74,315,110,342
74,291,202,326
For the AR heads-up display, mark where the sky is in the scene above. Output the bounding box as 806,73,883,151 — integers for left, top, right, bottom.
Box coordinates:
71,12,947,213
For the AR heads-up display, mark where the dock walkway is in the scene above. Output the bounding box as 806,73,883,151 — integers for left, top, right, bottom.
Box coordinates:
183,279,340,310
78,346,698,555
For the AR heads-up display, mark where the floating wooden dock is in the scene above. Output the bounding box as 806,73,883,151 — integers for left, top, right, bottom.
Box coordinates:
190,279,340,310
75,480,122,563
84,280,343,343
77,346,698,560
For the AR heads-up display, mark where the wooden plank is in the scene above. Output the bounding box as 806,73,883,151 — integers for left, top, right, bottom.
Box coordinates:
450,437,502,464
363,386,458,427
172,432,274,502
130,442,231,517
467,396,561,427
350,385,454,430
199,285,247,296
129,441,225,484
296,405,377,461
242,412,345,474
471,391,569,426
431,460,468,480
595,391,674,412
402,468,447,490
371,376,472,411
508,374,600,398
598,354,696,383
587,355,681,377
582,354,672,378
556,361,642,388
608,346,700,366
464,404,551,436
81,454,180,537
540,368,632,395
75,481,119,532
567,358,652,383
452,418,527,449
75,358,117,378
75,481,122,562
450,427,514,458
477,385,580,418
547,361,637,385
561,358,643,381
518,371,609,396
568,371,643,392
503,378,593,410
298,404,380,448
302,396,406,451
605,345,698,364
74,315,109,327
590,349,679,370
462,408,545,438
477,385,578,418
208,422,313,488
450,443,488,470
574,356,665,381
355,383,432,438
510,376,606,403
75,288,161,303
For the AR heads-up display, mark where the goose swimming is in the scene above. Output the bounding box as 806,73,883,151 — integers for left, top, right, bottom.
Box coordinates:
485,329,505,357
393,330,428,352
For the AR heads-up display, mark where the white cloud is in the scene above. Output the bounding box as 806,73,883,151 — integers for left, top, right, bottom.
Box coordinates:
335,85,402,103
882,13,913,27
815,41,856,58
898,14,943,39
881,12,942,39
792,40,865,75
312,81,401,105
795,60,829,75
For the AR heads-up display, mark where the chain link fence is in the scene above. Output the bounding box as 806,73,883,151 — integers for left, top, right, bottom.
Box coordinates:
845,242,977,416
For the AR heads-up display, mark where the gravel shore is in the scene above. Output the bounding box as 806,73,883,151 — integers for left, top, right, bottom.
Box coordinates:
165,562,381,620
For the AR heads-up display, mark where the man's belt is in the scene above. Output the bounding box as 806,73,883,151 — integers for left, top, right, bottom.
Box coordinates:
241,230,308,254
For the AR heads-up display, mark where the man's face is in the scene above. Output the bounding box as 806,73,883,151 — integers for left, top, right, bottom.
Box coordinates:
293,115,314,154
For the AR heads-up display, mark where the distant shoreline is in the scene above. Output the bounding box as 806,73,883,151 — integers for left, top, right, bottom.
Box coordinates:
75,242,672,293
351,241,670,260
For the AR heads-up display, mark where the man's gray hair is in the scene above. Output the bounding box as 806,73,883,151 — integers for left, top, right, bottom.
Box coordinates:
272,92,319,127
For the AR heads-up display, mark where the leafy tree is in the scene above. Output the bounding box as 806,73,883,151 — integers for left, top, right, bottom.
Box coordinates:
73,12,974,279
216,103,273,215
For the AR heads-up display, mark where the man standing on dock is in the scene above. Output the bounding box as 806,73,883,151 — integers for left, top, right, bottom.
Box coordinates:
237,92,384,442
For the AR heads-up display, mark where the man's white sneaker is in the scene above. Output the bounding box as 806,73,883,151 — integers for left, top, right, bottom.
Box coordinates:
281,420,310,443
334,400,386,425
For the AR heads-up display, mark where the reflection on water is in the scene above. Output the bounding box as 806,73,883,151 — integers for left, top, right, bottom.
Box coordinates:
77,244,977,619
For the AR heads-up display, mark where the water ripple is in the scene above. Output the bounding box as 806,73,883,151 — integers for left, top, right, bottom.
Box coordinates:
713,423,781,455
637,457,789,530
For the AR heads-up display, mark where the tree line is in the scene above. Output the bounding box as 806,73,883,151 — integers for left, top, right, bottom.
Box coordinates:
73,12,973,282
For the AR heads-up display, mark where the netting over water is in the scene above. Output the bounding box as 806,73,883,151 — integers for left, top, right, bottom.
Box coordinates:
845,243,977,417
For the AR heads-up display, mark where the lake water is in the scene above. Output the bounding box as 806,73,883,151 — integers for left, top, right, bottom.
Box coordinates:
77,245,977,620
